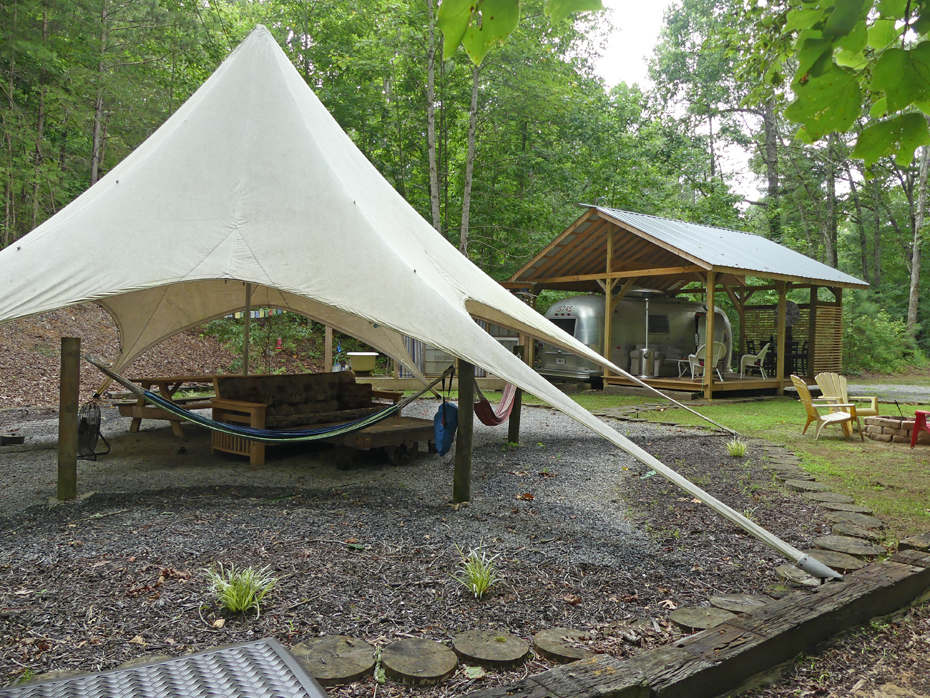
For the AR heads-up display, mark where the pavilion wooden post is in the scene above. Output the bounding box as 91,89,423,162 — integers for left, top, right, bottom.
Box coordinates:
57,337,80,501
601,228,616,379
324,326,333,371
508,345,524,444
243,283,252,375
723,285,745,354
776,281,787,395
703,271,716,400
808,286,819,379
453,359,475,503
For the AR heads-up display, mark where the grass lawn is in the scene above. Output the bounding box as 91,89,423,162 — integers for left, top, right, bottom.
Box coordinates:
448,386,930,545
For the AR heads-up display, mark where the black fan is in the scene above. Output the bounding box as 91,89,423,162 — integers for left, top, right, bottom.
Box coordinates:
78,400,110,460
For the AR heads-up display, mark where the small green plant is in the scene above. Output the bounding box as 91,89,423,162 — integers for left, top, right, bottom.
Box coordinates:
205,563,278,616
725,437,748,458
453,544,500,599
14,669,36,685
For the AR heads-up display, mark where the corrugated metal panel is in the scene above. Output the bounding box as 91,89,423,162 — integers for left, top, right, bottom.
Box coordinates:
597,208,867,288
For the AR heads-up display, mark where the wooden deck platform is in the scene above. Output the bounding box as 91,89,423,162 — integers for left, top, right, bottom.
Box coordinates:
603,372,792,399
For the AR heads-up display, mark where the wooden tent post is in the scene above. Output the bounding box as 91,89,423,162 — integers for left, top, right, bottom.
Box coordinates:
58,337,80,501
508,346,524,444
243,283,253,375
453,360,475,503
325,326,333,371
704,271,716,400
808,286,819,378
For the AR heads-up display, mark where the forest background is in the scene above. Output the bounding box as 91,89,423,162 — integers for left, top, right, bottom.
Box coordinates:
2,0,927,375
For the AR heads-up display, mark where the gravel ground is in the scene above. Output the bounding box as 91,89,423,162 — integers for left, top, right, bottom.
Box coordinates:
0,399,826,696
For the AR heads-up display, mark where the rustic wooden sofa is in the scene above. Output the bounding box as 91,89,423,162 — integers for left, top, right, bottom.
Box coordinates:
210,371,431,466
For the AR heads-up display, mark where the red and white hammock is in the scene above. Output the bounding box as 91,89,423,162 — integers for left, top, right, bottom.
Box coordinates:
473,382,518,426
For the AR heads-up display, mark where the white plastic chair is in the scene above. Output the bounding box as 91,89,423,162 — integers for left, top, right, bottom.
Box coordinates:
688,342,726,381
739,342,771,379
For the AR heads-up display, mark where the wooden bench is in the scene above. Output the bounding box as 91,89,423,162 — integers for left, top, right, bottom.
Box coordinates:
210,372,431,466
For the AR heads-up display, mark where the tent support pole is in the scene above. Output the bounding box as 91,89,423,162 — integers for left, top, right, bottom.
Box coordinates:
57,337,80,501
243,283,253,376
453,360,475,503
324,326,333,371
508,346,524,444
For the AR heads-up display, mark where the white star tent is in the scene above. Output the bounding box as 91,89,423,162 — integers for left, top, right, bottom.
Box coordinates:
0,26,836,578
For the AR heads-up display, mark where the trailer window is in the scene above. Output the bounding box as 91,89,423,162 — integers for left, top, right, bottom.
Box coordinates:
649,315,670,334
549,318,576,336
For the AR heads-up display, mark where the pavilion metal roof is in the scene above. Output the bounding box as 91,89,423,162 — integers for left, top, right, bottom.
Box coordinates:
506,206,868,294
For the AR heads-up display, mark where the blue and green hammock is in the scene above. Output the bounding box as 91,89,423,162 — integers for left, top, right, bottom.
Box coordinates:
85,355,453,444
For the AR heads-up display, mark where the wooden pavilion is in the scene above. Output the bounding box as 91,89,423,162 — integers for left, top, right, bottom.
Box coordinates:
504,206,869,399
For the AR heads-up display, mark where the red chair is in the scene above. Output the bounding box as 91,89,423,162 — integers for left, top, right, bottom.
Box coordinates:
911,410,930,448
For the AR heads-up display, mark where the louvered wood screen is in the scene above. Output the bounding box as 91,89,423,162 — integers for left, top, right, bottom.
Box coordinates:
812,304,843,374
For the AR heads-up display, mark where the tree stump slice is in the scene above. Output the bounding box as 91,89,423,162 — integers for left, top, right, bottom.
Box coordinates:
801,548,867,573
820,502,874,515
776,564,819,588
824,511,884,529
532,628,595,663
708,594,769,614
452,630,529,667
832,522,883,541
804,491,855,504
784,479,831,492
290,636,375,686
381,638,457,686
669,607,736,633
813,535,885,558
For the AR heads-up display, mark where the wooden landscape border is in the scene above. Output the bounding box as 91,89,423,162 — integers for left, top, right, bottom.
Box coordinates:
465,549,930,698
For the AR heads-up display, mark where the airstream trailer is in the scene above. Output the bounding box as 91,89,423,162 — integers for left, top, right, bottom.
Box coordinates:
539,294,732,382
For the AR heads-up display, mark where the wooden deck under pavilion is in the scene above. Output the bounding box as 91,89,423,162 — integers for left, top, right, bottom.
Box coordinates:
505,207,869,400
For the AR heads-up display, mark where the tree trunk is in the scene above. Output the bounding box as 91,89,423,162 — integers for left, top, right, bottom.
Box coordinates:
90,0,109,186
459,64,479,256
846,164,869,282
869,176,882,288
4,0,17,248
907,144,929,332
763,100,780,241
707,110,716,178
31,8,48,231
425,0,441,234
823,136,838,267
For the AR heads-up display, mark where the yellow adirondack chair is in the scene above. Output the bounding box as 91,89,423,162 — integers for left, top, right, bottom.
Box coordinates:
791,375,863,441
814,372,879,419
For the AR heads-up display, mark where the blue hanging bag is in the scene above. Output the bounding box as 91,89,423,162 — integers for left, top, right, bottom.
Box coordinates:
433,368,458,456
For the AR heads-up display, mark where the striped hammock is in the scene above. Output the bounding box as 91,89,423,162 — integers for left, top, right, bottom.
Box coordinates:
85,355,451,444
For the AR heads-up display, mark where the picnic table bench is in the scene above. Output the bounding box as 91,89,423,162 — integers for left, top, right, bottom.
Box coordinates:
115,374,216,437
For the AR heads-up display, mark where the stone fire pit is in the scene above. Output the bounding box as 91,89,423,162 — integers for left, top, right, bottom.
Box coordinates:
862,415,930,445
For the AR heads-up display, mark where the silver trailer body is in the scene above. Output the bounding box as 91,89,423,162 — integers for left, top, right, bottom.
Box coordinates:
539,294,732,381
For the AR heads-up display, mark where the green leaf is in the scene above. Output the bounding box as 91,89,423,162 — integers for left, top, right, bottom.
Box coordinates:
867,19,900,49
823,0,870,40
785,64,862,139
871,42,930,111
794,34,834,81
851,112,930,166
876,0,908,18
461,0,520,64
464,666,487,679
835,48,868,70
836,22,867,54
869,96,888,118
437,0,477,60
546,0,603,24
785,8,824,33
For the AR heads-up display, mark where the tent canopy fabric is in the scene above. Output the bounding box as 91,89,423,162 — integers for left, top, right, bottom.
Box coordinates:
0,26,825,575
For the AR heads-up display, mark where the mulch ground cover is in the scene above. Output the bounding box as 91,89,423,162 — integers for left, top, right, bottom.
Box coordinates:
0,423,844,697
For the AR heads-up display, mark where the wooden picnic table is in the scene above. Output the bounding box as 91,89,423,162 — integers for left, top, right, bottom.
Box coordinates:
117,374,216,437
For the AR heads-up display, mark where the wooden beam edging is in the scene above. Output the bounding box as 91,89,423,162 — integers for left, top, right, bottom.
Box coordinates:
464,550,930,698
